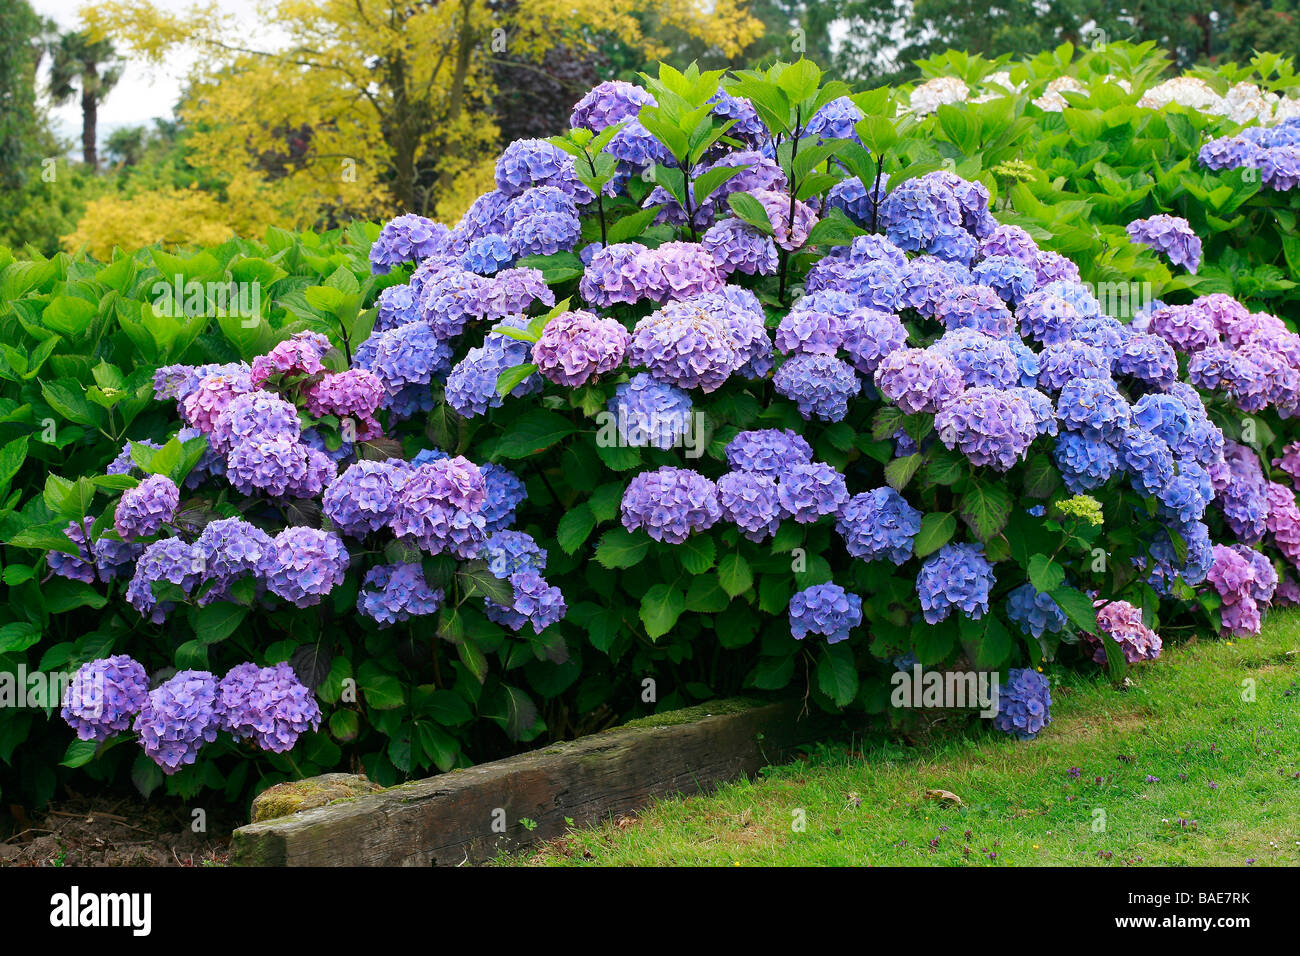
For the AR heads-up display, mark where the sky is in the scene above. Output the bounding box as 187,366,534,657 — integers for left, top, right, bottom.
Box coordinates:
31,0,266,145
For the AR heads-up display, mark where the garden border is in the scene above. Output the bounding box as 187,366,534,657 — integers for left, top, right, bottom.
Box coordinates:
230,696,838,866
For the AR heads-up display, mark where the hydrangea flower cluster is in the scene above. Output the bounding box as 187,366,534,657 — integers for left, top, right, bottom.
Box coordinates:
61,655,150,741
1086,600,1162,664
788,583,863,644
1126,214,1202,273
993,668,1052,740
1200,118,1300,191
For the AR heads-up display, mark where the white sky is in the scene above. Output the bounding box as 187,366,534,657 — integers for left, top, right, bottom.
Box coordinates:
32,0,270,144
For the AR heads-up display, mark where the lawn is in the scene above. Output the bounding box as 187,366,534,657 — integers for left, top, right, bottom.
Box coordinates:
505,613,1300,866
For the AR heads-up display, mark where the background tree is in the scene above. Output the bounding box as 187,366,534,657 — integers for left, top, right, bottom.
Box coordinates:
0,0,46,191
47,30,124,169
82,0,765,230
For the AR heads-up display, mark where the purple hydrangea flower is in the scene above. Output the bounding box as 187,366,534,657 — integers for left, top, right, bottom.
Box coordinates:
258,527,349,607
724,429,813,477
840,308,908,374
495,138,591,200
621,467,721,544
533,310,630,386
193,517,271,603
323,460,410,536
934,284,1016,337
250,331,331,389
1127,214,1202,273
1055,378,1131,442
484,569,567,634
702,218,778,276
934,387,1039,471
931,329,1021,389
370,214,447,274
1088,600,1162,664
629,298,741,392
390,458,489,557
211,389,302,455
61,655,150,741
874,348,965,415
126,537,202,623
777,461,849,523
216,662,321,752
571,80,656,131
134,670,219,773
716,471,784,542
113,474,179,542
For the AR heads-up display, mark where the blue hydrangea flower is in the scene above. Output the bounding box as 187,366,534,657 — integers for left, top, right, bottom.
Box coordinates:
607,373,693,450
1006,584,1067,639
357,563,444,626
917,543,995,624
773,353,861,422
835,488,921,564
482,530,547,578
788,583,863,644
776,461,849,523
993,668,1052,739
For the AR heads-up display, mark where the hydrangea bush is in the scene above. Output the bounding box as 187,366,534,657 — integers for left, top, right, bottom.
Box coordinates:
11,57,1300,802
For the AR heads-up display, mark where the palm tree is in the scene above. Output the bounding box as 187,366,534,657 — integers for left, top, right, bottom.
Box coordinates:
47,30,123,170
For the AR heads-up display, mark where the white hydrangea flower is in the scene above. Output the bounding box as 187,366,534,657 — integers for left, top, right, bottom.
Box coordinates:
1273,97,1300,124
1224,82,1277,125
970,71,1024,103
909,76,969,116
1137,76,1227,114
1033,77,1085,112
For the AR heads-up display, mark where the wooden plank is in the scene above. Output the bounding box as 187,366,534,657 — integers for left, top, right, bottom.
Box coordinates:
231,697,834,866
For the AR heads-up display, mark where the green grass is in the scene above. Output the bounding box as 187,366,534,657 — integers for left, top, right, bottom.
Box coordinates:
504,612,1300,866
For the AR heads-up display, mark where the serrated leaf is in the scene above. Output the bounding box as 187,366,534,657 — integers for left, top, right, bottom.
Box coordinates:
594,528,650,569
556,504,597,555
639,583,685,639
717,553,753,597
913,512,955,559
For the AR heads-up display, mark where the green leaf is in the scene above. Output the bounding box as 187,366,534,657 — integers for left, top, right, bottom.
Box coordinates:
516,252,585,284
639,583,685,639
606,207,663,244
0,622,40,654
726,192,775,235
960,481,1013,541
677,535,716,574
684,574,729,613
457,562,513,604
1051,586,1099,633
556,505,597,555
817,642,859,707
0,435,29,490
1027,554,1065,594
191,602,248,644
717,553,753,598
594,528,651,569
885,454,922,492
358,669,405,710
494,409,577,458
60,739,100,769
494,364,539,400
914,513,955,559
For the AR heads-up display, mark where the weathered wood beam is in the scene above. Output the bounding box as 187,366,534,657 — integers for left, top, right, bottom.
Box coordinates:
231,697,835,866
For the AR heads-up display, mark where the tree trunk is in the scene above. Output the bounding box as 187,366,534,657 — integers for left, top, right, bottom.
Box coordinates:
81,61,98,169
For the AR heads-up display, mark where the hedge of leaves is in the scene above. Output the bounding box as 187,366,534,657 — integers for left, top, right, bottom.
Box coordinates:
4,54,1300,806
